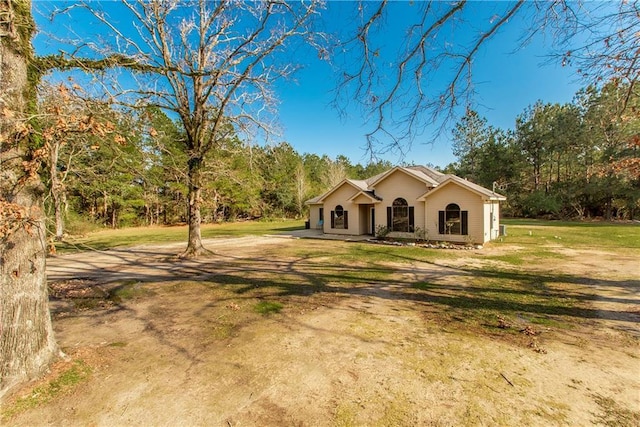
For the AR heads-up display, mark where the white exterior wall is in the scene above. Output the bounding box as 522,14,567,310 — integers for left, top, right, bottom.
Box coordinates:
424,182,485,244
485,201,501,241
323,184,360,235
493,201,501,239
373,170,429,237
483,203,491,242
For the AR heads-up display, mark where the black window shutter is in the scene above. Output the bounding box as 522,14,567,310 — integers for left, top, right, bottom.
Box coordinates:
344,211,349,229
409,207,415,232
330,211,335,228
387,207,392,228
461,211,468,235
438,211,445,234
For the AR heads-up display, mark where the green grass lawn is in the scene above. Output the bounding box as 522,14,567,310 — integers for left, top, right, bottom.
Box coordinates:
249,219,639,333
501,218,640,249
52,219,638,334
57,218,639,254
55,219,305,253
479,218,640,266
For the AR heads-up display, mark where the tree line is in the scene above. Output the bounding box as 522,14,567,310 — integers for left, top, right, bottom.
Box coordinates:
41,78,639,240
38,84,393,238
446,82,639,220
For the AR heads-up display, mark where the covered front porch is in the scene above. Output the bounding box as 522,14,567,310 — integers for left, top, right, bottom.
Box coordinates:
349,190,382,236
355,204,376,235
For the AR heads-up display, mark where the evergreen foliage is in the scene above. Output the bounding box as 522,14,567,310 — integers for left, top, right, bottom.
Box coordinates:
449,83,639,220
39,87,399,232
41,79,639,235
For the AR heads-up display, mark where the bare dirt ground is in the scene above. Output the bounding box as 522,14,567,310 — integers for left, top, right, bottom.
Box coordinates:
3,235,639,426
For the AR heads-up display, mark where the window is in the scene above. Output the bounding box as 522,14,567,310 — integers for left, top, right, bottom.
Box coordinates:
438,203,468,235
331,205,348,229
386,198,415,232
392,198,408,232
445,203,461,234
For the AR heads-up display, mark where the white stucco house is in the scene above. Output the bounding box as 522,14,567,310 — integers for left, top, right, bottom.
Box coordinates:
306,165,506,244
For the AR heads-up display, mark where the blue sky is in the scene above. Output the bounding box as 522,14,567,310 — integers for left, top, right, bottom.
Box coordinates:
275,1,584,167
33,1,585,168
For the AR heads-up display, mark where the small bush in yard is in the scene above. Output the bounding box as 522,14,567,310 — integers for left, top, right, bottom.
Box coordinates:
254,301,283,315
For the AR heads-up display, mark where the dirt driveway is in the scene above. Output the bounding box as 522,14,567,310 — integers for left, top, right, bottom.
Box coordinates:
4,235,640,426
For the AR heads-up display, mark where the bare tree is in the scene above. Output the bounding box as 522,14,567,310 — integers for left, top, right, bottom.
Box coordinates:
39,0,326,256
293,161,307,217
0,0,59,397
548,1,640,111
336,0,638,155
322,157,347,189
335,0,525,156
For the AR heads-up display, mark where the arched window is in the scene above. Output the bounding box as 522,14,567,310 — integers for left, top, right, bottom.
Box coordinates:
331,205,348,229
386,197,414,232
445,203,461,234
438,203,468,235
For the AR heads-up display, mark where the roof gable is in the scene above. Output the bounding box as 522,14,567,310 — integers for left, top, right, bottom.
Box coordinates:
308,179,367,204
418,175,506,201
349,190,382,204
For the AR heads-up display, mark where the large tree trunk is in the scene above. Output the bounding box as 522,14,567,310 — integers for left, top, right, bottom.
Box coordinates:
184,156,205,257
0,0,59,397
